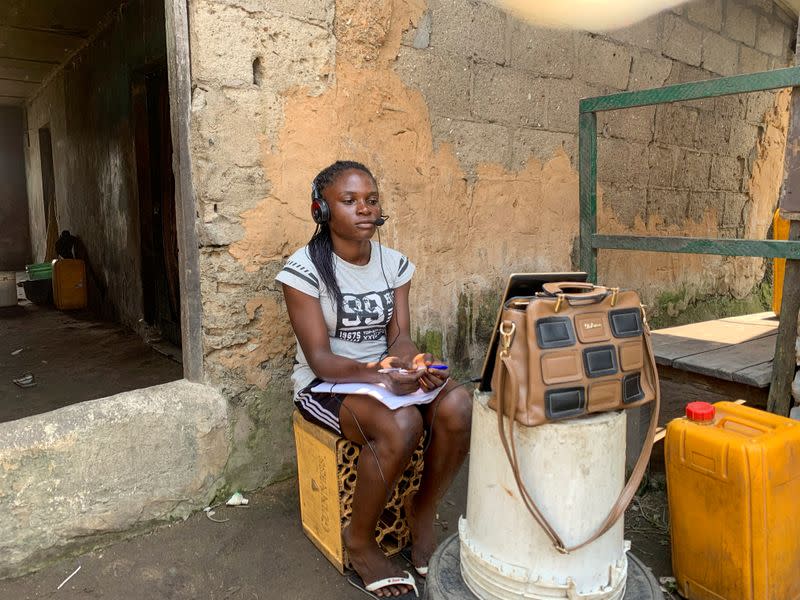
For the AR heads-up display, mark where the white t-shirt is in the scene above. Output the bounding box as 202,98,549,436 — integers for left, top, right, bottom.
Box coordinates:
275,241,416,396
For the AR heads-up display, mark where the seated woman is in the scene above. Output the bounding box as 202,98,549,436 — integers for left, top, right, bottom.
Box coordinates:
277,161,472,598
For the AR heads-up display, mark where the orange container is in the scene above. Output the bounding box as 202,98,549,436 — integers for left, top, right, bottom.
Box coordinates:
666,401,800,600
772,208,790,316
52,259,87,310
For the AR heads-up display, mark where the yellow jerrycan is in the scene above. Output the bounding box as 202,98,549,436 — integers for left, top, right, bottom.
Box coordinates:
666,401,800,600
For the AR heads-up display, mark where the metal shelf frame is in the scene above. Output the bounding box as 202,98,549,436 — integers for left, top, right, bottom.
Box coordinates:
579,66,800,282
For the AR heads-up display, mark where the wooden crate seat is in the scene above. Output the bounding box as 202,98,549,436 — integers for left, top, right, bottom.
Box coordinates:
292,410,424,573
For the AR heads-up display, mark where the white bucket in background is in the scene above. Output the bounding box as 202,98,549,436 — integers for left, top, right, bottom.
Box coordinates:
0,272,17,307
460,391,628,600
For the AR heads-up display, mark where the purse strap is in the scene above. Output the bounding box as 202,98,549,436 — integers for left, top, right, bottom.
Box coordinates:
494,308,660,554
540,282,612,309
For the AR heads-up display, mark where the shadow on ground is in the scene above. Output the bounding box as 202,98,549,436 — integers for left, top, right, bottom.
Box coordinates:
0,375,737,598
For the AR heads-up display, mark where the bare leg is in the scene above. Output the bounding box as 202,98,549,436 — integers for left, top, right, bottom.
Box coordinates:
407,381,472,573
340,395,423,597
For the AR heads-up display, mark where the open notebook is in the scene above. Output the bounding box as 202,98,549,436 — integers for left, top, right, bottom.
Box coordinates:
310,381,445,410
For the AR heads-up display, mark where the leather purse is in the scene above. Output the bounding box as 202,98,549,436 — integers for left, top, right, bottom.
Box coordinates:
488,282,660,553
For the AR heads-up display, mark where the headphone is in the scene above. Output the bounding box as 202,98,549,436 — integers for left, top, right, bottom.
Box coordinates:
311,180,388,226
310,181,330,224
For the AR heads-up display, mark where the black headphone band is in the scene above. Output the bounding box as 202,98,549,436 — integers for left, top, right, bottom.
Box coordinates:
311,180,329,224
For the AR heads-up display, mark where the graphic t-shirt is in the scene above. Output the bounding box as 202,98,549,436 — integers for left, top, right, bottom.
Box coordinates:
275,241,415,396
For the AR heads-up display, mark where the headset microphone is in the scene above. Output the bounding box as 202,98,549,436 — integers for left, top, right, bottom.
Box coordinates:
374,215,389,226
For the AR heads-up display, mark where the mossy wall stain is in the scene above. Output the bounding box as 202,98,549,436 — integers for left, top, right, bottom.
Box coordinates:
649,282,772,329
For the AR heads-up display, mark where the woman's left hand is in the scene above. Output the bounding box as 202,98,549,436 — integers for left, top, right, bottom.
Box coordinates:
412,353,449,391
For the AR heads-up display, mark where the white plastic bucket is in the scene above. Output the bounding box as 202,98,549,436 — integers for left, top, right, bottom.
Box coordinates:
0,272,17,307
460,391,628,600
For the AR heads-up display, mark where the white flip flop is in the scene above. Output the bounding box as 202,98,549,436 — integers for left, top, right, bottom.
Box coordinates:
347,570,419,599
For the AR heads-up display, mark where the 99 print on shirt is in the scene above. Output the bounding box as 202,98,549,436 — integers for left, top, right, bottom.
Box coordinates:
336,289,394,343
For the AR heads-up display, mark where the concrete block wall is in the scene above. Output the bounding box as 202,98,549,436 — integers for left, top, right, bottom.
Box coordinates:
187,0,797,491
397,0,796,307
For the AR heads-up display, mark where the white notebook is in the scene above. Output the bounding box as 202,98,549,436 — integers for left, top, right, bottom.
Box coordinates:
309,381,445,410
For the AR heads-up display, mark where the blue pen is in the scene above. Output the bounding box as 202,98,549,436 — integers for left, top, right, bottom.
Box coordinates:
428,364,448,370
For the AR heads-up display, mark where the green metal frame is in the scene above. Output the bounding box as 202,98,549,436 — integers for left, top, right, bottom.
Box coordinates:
579,66,800,283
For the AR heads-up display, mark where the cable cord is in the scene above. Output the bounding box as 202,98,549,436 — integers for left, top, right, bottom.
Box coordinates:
336,388,392,500
335,377,480,500
376,227,401,360
421,378,477,454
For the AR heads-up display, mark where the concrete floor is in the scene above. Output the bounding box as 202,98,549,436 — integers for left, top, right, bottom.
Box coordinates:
0,462,668,600
0,299,183,424
0,376,736,600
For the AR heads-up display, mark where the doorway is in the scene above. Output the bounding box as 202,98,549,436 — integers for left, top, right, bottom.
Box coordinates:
132,65,181,347
38,126,58,259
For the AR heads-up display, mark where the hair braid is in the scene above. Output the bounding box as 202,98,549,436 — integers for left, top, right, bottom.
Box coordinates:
307,160,376,310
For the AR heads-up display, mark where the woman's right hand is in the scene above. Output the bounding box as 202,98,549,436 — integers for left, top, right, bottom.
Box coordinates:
380,369,424,396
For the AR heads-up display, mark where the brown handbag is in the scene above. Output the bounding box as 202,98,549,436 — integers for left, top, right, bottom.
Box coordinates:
488,282,660,553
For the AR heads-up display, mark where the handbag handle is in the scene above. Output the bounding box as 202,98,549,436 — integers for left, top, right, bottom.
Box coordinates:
541,282,597,295
494,313,660,554
541,282,613,310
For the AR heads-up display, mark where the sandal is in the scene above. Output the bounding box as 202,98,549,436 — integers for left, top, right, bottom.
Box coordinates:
400,548,428,577
347,570,419,599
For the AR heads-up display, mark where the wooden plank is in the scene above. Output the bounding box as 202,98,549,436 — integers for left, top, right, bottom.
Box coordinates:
0,78,39,97
734,361,774,388
165,0,204,381
769,22,800,414
593,234,800,258
0,95,24,106
658,365,769,406
651,337,729,366
718,311,778,325
769,222,800,414
673,334,778,385
0,25,84,64
0,57,54,82
780,62,800,215
580,66,800,113
652,319,777,366
654,320,778,344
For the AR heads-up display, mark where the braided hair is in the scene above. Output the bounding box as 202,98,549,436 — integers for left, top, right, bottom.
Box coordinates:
308,160,376,310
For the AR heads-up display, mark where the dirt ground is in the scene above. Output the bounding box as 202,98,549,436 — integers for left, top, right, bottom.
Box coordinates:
0,375,738,600
0,301,182,423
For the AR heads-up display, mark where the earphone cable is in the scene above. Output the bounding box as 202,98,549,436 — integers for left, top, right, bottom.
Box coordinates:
334,376,479,500
334,385,392,500
376,226,401,361
421,378,477,454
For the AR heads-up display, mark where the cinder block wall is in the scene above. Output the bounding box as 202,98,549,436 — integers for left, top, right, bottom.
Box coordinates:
397,0,796,323
187,0,797,490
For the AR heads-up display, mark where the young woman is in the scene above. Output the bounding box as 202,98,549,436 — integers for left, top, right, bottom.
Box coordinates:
276,161,472,598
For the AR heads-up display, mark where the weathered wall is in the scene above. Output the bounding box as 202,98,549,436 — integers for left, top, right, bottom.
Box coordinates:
591,2,796,325
0,380,228,578
23,0,166,328
0,107,31,270
188,0,796,489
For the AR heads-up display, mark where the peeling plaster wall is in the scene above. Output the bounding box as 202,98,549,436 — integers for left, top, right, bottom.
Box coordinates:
188,0,796,489
23,0,167,327
0,107,31,270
